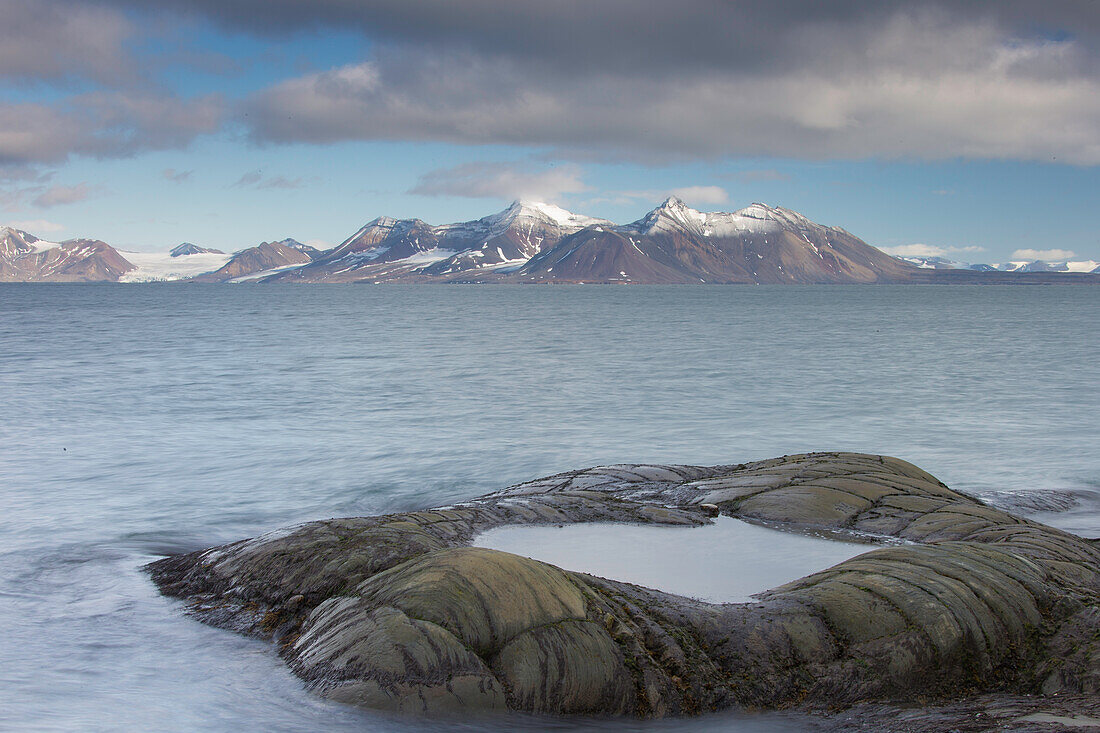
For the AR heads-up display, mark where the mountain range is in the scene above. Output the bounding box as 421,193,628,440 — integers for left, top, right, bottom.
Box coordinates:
3,199,1098,284
896,254,1100,274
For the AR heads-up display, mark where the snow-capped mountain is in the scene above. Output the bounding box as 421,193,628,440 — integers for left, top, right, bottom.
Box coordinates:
895,255,975,270
5,202,1098,284
508,197,916,284
894,254,1100,274
269,238,323,259
998,260,1100,274
0,226,41,258
0,226,135,282
268,200,611,283
261,198,917,284
193,239,318,282
170,242,225,257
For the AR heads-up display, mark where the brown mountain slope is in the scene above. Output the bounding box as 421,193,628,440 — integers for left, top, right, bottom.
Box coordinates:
268,201,610,283
512,199,918,283
194,240,313,282
0,231,135,282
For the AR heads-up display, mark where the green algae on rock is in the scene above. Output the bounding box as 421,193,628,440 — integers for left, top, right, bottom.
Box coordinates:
147,452,1100,723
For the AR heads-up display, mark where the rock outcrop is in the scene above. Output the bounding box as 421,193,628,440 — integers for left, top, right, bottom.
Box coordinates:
148,452,1100,727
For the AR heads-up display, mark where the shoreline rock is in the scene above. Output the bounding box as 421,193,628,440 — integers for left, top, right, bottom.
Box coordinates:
147,452,1100,727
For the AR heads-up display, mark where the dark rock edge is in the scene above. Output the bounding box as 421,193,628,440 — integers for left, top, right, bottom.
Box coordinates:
147,452,1100,730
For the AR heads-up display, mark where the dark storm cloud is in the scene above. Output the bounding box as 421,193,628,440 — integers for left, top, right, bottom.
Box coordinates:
6,0,1100,164
0,0,136,84
217,0,1100,163
101,1,1100,76
242,34,1100,163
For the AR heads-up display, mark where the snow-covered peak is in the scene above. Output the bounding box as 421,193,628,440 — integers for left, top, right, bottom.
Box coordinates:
274,238,310,251
340,216,420,248
1,225,51,254
892,256,1100,274
170,242,224,257
1,226,65,255
1,226,37,256
894,255,970,270
699,203,821,237
353,215,403,234
631,197,708,235
620,198,827,238
704,204,782,236
999,259,1100,273
0,225,37,243
481,200,610,231
657,196,704,219
734,202,773,218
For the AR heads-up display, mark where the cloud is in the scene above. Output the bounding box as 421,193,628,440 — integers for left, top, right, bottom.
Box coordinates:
879,243,986,257
9,1,1100,165
0,93,224,166
409,162,588,201
258,176,306,189
243,30,1100,164
163,168,193,183
33,182,97,208
92,2,1100,78
234,170,263,187
228,4,1100,163
233,170,308,189
0,0,135,84
1011,248,1078,261
668,186,728,205
8,218,64,233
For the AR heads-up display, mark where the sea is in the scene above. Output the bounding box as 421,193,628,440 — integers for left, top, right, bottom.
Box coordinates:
1,283,1098,732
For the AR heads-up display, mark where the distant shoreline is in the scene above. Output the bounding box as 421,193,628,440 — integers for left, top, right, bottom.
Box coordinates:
4,273,1100,285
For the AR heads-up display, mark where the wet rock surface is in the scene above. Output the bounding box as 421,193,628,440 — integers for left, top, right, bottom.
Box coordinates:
147,452,1100,727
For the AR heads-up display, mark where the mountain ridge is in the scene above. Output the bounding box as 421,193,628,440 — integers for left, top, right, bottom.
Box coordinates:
3,202,1098,284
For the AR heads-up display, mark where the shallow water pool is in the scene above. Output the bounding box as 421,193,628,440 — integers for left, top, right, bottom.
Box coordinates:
474,515,877,603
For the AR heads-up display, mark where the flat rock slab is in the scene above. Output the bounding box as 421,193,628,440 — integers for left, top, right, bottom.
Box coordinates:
148,452,1100,727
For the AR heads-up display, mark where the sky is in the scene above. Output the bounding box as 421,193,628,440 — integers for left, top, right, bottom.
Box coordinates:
1,0,1099,263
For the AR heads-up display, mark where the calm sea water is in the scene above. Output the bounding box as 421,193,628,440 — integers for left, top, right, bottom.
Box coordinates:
1,284,1098,732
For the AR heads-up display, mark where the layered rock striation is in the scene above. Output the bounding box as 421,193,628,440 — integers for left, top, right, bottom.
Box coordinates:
148,452,1100,725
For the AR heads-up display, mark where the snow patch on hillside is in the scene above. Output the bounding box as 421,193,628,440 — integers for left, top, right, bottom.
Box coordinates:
32,239,63,253
228,262,308,283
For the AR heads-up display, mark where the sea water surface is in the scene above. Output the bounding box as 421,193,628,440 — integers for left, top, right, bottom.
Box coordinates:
1,284,1098,732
